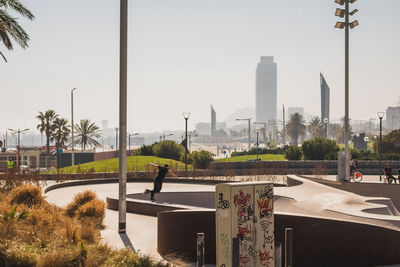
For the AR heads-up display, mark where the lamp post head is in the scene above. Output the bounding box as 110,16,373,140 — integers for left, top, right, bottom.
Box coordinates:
72,88,77,93
377,112,385,119
183,112,190,120
323,118,329,124
364,136,369,142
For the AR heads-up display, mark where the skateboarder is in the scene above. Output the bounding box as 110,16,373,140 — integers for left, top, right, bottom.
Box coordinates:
144,163,178,201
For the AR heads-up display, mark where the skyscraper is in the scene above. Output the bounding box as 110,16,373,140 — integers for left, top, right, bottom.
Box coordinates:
320,73,330,121
211,105,216,136
256,56,277,123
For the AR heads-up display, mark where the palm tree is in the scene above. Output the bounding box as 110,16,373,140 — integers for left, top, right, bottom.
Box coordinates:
286,112,306,146
0,0,34,62
36,110,58,154
74,119,101,151
308,117,324,139
336,117,353,144
52,118,70,151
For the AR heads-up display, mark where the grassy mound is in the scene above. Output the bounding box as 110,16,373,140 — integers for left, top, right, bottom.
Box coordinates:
0,184,166,267
217,154,285,162
47,155,192,174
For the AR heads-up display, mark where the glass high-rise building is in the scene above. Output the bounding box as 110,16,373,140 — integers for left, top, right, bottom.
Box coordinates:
320,73,330,121
256,56,277,123
211,105,216,136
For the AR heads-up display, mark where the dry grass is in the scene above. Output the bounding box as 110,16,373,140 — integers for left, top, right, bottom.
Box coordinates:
0,184,167,267
65,190,97,217
7,184,45,207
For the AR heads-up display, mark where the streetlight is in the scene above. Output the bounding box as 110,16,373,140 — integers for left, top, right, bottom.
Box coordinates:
236,118,251,150
254,122,267,143
118,0,128,234
377,111,385,181
8,128,29,170
256,128,260,161
364,136,369,151
128,133,139,151
71,88,77,166
183,112,190,178
335,0,359,181
163,133,173,141
323,118,329,139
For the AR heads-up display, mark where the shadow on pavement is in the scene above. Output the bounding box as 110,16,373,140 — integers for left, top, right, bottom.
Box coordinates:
119,233,135,252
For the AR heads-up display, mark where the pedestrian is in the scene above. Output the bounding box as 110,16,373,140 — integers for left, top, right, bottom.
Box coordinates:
144,163,178,201
384,163,397,184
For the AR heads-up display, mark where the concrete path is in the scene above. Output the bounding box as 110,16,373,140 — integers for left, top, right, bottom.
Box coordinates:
45,182,214,262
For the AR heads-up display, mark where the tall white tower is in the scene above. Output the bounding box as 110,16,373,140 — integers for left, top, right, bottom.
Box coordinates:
256,56,277,123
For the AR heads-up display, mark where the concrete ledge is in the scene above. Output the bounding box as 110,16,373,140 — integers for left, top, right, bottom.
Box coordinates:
157,210,400,266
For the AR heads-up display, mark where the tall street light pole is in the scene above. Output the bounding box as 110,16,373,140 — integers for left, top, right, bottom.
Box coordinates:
8,128,29,171
236,118,251,150
335,0,359,180
378,112,384,181
282,104,286,146
118,0,128,234
183,113,190,178
71,88,77,166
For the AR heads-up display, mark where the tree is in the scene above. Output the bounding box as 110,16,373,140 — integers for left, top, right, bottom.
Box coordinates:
74,119,101,151
52,117,70,151
0,0,34,62
36,110,58,154
152,140,184,161
302,137,339,160
374,129,400,154
308,117,324,139
286,113,306,146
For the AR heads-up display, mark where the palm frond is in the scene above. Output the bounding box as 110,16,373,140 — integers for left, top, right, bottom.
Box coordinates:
0,0,34,20
0,50,6,62
0,9,30,49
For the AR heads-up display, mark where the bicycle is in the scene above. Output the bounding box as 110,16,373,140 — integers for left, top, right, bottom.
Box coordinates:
336,170,363,183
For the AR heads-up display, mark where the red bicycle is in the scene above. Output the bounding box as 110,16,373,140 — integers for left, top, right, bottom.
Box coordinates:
336,170,363,183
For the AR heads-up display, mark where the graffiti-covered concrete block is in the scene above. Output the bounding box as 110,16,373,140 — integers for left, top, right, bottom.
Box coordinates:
216,182,274,267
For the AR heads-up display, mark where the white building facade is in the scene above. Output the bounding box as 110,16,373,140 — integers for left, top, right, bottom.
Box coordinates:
255,56,277,124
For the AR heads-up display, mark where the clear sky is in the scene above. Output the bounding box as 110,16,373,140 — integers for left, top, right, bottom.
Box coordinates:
1,0,400,133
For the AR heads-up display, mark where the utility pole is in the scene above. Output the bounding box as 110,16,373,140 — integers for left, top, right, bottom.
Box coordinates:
71,88,77,166
118,0,128,234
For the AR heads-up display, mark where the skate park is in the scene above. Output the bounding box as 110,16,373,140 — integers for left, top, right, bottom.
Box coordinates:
43,174,400,267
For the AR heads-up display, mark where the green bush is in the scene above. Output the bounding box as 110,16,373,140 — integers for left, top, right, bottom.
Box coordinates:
302,138,339,160
138,144,154,156
152,140,184,161
374,129,400,154
284,146,303,160
191,150,213,169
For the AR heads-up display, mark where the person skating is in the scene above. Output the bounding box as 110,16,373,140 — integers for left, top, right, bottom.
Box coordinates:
144,163,178,201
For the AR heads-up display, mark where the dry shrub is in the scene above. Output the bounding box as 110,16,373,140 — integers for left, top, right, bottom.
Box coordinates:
76,199,105,227
312,163,327,179
7,184,44,207
80,221,100,243
65,190,97,217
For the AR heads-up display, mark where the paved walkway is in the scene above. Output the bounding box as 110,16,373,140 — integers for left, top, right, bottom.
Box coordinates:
45,182,215,263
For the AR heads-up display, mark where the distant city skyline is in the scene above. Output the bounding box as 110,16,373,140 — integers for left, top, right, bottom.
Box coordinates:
1,0,400,132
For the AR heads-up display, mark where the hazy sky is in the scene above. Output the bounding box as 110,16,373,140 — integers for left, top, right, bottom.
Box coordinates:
1,0,400,133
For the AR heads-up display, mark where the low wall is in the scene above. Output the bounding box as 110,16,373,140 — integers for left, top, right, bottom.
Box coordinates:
209,160,400,175
158,210,400,266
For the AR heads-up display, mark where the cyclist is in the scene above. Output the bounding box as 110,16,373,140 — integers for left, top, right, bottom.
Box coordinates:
384,163,397,184
350,156,356,177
